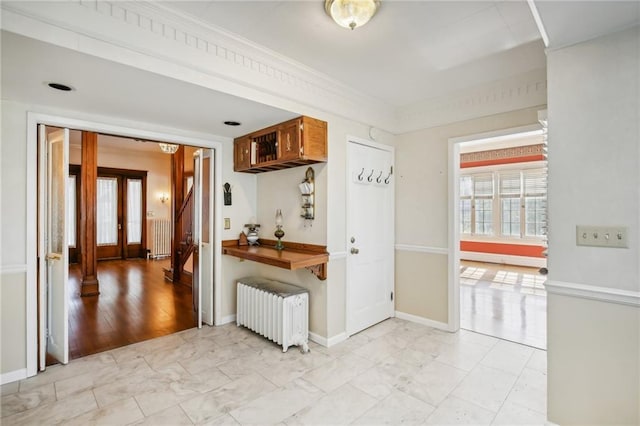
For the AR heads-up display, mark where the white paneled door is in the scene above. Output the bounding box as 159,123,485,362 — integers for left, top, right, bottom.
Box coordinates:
192,149,215,327
38,125,69,368
347,139,395,336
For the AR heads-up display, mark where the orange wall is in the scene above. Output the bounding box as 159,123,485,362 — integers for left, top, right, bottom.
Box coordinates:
460,154,544,168
460,241,545,258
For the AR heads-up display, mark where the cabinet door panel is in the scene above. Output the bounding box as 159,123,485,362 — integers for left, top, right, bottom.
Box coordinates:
278,120,301,161
234,138,251,171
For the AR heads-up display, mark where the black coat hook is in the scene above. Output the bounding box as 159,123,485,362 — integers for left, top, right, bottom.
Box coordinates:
384,167,393,184
367,169,375,182
376,171,383,183
357,168,364,181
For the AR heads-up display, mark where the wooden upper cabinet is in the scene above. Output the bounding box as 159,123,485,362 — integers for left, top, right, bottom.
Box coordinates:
233,116,327,173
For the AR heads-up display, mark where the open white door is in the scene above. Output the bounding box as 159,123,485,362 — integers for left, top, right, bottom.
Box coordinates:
346,140,395,335
38,125,69,367
192,149,215,327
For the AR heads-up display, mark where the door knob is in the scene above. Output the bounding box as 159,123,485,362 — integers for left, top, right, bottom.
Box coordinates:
350,247,359,254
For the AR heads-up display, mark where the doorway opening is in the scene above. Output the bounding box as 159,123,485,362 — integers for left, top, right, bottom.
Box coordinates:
37,121,219,370
450,123,547,349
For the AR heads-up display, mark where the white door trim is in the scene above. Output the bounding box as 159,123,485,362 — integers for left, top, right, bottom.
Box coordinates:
26,112,224,378
345,135,395,336
447,123,543,334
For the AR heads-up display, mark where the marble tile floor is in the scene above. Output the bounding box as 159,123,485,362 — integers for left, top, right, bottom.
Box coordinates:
1,318,551,425
460,261,547,350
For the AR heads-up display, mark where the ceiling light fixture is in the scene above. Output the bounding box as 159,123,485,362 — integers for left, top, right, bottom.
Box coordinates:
224,121,241,126
325,0,380,30
158,142,179,154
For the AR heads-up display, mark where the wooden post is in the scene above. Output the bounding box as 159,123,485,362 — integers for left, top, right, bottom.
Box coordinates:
80,131,99,296
172,146,185,284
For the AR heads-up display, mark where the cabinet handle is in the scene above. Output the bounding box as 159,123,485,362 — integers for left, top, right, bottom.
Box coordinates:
286,134,291,151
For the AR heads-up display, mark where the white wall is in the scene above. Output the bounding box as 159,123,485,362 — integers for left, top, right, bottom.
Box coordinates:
393,106,545,323
69,137,173,220
546,26,640,424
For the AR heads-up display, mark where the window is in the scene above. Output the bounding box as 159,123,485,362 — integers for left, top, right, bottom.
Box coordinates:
459,176,472,234
460,167,546,240
127,179,143,244
524,170,547,237
473,175,493,235
500,172,521,237
97,177,118,246
67,175,76,247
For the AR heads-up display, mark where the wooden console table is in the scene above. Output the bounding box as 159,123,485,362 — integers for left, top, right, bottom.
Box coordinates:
222,239,329,280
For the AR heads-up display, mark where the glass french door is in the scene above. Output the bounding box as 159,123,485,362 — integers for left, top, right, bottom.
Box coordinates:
68,167,146,261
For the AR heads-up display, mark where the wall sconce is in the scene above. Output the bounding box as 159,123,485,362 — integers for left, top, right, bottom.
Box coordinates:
299,167,315,220
160,193,169,204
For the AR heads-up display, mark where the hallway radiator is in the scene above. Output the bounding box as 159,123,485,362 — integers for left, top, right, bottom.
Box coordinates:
147,218,171,259
237,278,309,353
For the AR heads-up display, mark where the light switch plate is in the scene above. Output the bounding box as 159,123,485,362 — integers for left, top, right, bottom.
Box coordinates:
224,218,231,230
576,225,628,248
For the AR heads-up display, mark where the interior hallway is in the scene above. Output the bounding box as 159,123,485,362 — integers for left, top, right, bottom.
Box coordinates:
2,318,547,425
66,259,195,361
460,260,547,349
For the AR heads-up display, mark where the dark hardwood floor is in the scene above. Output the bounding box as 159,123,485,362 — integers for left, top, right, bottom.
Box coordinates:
63,258,195,362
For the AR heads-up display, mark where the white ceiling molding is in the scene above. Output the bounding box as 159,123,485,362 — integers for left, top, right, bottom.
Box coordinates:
1,1,395,131
1,1,548,135
395,68,548,134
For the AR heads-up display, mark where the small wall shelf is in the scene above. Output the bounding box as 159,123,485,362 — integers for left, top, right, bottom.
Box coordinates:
222,239,329,280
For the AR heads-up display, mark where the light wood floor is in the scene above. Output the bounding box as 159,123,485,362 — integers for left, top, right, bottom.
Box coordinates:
460,260,547,349
63,258,195,362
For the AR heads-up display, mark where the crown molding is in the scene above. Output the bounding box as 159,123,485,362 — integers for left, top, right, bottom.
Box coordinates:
396,68,548,134
1,2,548,135
1,1,395,130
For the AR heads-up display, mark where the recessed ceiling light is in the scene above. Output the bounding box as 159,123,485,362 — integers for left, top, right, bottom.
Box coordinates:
47,82,74,92
224,121,241,126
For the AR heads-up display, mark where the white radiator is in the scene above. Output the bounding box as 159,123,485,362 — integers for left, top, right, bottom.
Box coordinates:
147,218,171,259
237,278,309,353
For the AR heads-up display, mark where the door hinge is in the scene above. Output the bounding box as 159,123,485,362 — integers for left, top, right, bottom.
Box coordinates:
390,291,394,301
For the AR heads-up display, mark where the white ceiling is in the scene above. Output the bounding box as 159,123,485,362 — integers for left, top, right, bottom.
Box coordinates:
2,1,638,138
533,1,640,48
164,1,547,107
1,31,298,138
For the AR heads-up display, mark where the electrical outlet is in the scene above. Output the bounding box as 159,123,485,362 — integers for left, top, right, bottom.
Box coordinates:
576,226,628,248
224,218,231,230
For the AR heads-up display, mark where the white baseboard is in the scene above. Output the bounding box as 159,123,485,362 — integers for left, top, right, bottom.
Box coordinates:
395,311,451,332
309,331,348,348
218,314,237,326
461,251,546,268
1,368,27,385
